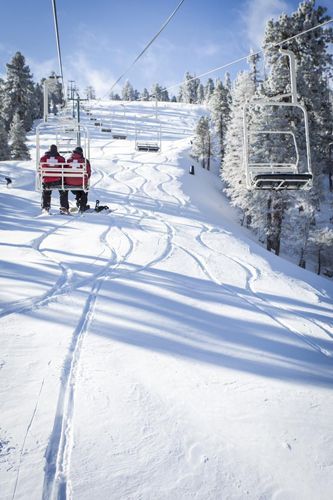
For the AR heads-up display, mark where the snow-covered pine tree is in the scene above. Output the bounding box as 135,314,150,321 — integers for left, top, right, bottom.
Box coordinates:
0,77,4,112
9,112,30,160
122,80,135,101
197,84,205,104
85,86,96,100
151,83,164,101
109,92,121,100
33,83,44,120
204,78,215,102
247,49,261,90
263,1,333,196
281,199,315,268
262,0,333,257
192,116,212,170
179,73,200,103
1,52,36,131
161,88,170,102
221,71,266,228
308,226,333,275
47,72,64,110
0,118,10,160
208,78,231,161
141,88,150,101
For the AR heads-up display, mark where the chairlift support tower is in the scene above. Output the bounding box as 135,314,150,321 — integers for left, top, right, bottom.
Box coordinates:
243,49,313,190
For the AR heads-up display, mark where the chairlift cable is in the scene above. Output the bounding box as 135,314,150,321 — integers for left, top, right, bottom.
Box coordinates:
51,0,64,83
108,0,186,96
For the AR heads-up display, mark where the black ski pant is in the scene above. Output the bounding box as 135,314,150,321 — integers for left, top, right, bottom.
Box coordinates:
42,189,69,210
72,190,88,211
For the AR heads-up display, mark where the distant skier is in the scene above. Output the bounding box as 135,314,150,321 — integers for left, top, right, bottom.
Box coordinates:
65,146,91,212
39,144,69,214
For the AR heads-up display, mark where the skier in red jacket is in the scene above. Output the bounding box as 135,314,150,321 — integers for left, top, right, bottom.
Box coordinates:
65,146,91,212
39,144,69,214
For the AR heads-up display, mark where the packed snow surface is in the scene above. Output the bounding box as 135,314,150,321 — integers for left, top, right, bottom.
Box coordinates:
1,101,333,500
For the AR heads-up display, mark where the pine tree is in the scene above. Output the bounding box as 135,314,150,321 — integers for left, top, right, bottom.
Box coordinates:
247,50,261,89
122,80,135,101
85,85,96,100
309,227,333,275
9,112,30,160
0,119,10,160
197,84,205,104
179,72,200,103
1,52,36,131
192,116,212,170
109,92,121,100
262,0,333,255
204,78,215,102
221,71,260,226
151,83,163,101
47,72,64,110
33,83,44,120
208,78,231,160
141,88,150,101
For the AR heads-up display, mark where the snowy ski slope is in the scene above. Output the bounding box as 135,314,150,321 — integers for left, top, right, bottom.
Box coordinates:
1,101,333,500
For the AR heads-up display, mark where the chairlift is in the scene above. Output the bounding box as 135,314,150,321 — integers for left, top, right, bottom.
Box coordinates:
135,119,162,152
35,122,90,192
112,133,127,140
243,49,312,190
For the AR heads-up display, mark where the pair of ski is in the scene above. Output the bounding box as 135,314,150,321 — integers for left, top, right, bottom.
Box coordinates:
69,200,111,214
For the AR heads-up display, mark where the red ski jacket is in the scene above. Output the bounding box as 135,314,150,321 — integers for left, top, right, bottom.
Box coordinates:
65,153,91,188
40,153,66,184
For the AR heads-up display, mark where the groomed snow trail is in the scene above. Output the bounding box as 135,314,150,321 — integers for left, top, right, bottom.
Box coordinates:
1,101,333,500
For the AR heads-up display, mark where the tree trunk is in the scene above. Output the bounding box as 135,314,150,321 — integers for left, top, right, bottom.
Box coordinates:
207,137,211,171
299,248,306,268
317,248,322,275
271,196,284,256
266,196,273,252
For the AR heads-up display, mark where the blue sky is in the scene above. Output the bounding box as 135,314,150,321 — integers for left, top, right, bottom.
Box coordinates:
0,0,332,97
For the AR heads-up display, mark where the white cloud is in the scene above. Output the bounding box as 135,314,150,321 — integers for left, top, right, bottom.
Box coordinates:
243,0,291,48
27,56,58,82
64,51,117,98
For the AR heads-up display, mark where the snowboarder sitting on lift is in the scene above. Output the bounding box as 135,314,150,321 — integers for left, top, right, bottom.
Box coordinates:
40,144,69,214
65,146,91,212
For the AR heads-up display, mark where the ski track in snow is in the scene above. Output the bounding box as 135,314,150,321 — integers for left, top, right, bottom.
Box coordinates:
42,142,180,499
129,153,333,360
0,217,74,319
196,227,333,359
3,105,333,500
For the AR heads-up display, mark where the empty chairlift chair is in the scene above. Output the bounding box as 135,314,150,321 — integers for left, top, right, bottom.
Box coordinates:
243,49,313,191
135,120,162,152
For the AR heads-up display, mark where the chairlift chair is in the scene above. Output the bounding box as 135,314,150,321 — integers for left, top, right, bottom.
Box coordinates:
35,122,91,192
243,49,313,190
135,120,162,152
